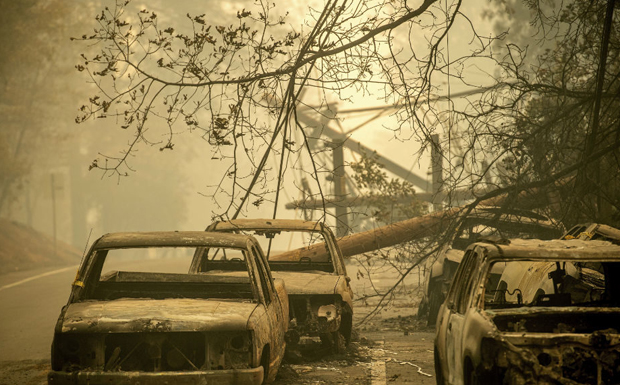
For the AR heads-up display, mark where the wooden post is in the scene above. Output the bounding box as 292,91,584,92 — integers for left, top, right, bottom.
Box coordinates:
332,140,348,237
431,134,443,210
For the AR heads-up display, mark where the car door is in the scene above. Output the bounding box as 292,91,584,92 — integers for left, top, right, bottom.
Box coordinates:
444,249,479,385
324,228,354,300
249,243,286,365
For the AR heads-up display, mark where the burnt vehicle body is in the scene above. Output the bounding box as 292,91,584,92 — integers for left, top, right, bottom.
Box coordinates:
434,239,620,385
49,231,288,385
562,223,620,244
198,219,353,353
418,207,562,325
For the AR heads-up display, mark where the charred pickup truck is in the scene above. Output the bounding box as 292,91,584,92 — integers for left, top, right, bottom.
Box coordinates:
197,219,353,353
49,231,288,385
434,238,620,385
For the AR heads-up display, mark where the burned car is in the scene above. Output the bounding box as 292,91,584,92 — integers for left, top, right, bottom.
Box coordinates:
562,223,620,244
197,219,353,353
434,238,620,385
419,207,562,325
49,231,288,385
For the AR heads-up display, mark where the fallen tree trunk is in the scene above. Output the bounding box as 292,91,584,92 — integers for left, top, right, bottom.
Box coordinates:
275,142,619,261
273,207,463,261
274,186,561,261
334,207,462,258
330,179,569,257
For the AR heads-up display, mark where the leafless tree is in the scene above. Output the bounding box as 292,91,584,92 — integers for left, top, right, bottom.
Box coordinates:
74,0,490,218
74,0,619,318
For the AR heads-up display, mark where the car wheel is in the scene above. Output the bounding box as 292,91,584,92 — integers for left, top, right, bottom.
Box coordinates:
427,288,443,326
332,330,346,354
261,346,272,384
417,296,428,320
468,371,479,385
341,312,353,345
320,330,346,354
465,362,480,385
434,346,445,385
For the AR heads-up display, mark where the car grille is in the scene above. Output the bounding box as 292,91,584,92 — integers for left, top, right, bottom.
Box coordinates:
104,332,205,372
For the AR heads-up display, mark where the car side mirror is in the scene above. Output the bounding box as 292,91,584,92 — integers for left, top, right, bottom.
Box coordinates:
345,276,351,283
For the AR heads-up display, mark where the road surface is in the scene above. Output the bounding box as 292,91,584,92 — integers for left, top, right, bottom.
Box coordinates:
0,265,79,361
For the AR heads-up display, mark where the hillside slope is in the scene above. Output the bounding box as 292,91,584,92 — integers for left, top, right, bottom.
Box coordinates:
0,219,81,274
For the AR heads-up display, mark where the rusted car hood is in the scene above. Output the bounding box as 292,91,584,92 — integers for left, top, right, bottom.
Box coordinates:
272,271,341,295
61,298,258,333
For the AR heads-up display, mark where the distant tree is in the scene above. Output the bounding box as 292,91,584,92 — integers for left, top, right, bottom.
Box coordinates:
350,152,427,225
0,0,192,246
0,0,87,214
466,0,620,225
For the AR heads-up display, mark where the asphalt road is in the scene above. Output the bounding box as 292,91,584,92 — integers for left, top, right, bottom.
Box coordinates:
0,258,193,362
0,265,78,361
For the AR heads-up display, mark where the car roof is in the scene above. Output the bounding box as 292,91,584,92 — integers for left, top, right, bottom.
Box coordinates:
93,231,253,249
471,238,620,262
593,225,620,242
209,219,324,232
562,223,620,243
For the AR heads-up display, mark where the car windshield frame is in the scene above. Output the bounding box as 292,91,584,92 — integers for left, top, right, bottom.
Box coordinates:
479,257,620,311
72,243,261,304
207,222,345,275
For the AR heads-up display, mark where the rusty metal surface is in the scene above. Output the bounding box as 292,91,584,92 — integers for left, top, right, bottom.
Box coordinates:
420,208,562,326
204,220,354,349
480,326,620,385
208,219,337,264
288,296,345,336
495,261,579,304
209,219,323,232
593,224,620,242
486,239,620,261
271,271,341,295
93,231,251,249
563,223,620,244
60,298,258,333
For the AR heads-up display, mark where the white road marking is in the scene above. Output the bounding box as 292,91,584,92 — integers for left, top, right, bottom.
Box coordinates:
0,265,78,292
371,341,387,385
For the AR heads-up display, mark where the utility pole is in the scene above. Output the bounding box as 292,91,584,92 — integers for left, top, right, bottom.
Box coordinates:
51,173,57,258
430,134,444,211
591,0,616,220
331,140,348,237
